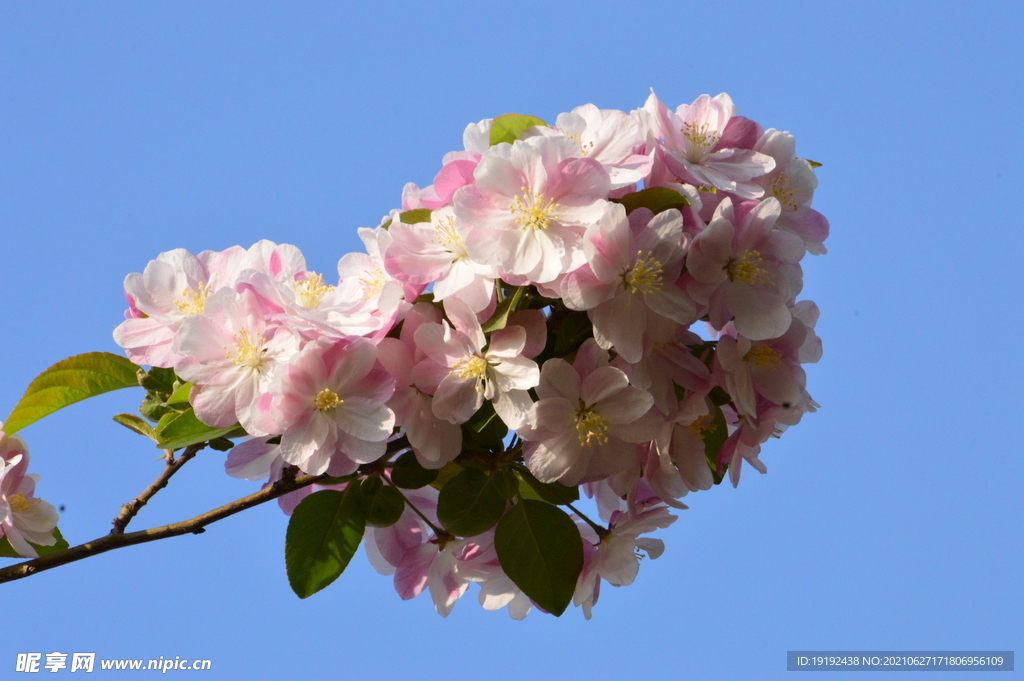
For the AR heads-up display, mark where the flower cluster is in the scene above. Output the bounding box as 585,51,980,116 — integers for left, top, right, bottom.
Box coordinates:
113,91,826,618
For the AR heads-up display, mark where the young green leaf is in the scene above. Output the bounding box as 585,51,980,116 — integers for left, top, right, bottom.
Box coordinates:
112,413,160,442
400,208,432,224
480,286,525,333
702,406,729,485
436,469,508,537
285,487,366,599
2,353,141,435
155,408,244,451
494,499,583,616
611,187,690,216
166,382,193,406
0,527,70,559
489,114,548,146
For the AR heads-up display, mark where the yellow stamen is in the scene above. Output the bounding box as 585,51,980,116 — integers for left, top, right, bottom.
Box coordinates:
8,493,38,513
623,251,664,294
770,172,798,209
687,414,717,440
450,356,489,387
174,282,211,316
726,250,769,285
575,409,609,447
744,345,782,370
567,133,595,156
291,272,335,309
314,388,342,412
223,327,266,369
358,267,387,301
432,215,469,259
510,187,560,231
682,121,721,160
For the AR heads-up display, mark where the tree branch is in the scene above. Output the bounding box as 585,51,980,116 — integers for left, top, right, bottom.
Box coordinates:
110,443,205,534
0,471,328,585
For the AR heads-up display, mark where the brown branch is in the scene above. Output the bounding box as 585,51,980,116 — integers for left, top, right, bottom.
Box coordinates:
0,472,328,585
110,443,206,534
0,434,413,586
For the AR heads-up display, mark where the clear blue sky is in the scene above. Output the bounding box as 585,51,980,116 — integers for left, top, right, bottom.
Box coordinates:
2,2,1021,679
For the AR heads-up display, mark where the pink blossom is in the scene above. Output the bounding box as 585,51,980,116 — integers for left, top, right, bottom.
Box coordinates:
754,129,830,255
175,288,300,435
519,341,659,486
643,91,775,199
456,135,612,284
685,197,805,340
384,206,498,313
523,103,652,189
270,337,396,476
412,298,539,428
574,504,676,619
562,204,696,363
0,429,59,558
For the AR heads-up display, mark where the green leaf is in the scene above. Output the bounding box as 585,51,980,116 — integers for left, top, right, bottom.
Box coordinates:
429,461,463,491
805,158,823,168
390,451,439,489
491,469,520,501
207,437,234,452
139,394,175,423
702,406,729,485
285,488,366,599
0,527,70,559
461,402,508,454
155,408,243,451
481,286,525,333
489,113,548,146
517,467,579,505
2,353,141,435
400,208,432,224
494,499,583,616
112,413,160,442
166,382,193,405
611,187,690,216
360,484,406,528
139,367,177,394
436,469,508,537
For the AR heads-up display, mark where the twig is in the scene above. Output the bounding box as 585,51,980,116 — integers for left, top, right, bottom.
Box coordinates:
110,443,206,534
0,471,328,585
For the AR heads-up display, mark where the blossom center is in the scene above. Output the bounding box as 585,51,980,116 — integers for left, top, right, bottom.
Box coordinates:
358,267,387,301
567,133,595,156
451,355,489,384
623,251,664,294
687,413,717,439
770,172,798,209
224,327,266,369
726,250,769,285
433,216,469,260
575,409,609,447
682,121,720,161
174,282,211,316
314,388,343,412
7,493,38,513
744,345,782,370
510,188,560,231
291,272,335,309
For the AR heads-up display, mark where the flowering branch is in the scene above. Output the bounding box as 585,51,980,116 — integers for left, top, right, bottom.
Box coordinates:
0,469,329,586
110,443,206,534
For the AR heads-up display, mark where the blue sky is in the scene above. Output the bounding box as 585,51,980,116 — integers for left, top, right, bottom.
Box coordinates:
1,2,1021,679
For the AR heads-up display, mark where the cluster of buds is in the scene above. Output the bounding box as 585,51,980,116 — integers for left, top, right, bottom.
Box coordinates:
112,91,827,618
